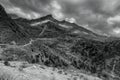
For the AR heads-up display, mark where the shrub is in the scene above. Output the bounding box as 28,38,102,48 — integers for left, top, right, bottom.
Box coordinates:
1,48,31,62
4,60,10,66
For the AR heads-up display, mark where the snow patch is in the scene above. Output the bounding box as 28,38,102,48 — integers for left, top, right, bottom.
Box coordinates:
59,24,73,29
31,20,50,26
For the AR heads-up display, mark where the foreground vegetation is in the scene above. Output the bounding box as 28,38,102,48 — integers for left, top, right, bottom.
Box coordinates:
0,37,120,80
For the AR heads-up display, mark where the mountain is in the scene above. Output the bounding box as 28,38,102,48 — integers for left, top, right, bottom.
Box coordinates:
0,4,110,43
23,14,100,36
1,4,120,80
14,14,107,41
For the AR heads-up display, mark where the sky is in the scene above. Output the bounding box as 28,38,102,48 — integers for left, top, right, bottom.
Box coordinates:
1,0,120,37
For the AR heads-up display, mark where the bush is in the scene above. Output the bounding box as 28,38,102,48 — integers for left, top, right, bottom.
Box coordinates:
1,48,31,62
4,60,10,66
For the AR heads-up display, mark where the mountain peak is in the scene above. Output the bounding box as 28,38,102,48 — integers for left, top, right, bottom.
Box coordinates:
30,14,58,23
44,14,53,18
40,14,55,21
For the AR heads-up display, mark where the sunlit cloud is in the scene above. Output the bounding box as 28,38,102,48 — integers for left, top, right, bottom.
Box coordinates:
65,18,76,23
109,27,120,37
113,27,120,34
7,7,40,19
107,15,120,25
50,0,64,20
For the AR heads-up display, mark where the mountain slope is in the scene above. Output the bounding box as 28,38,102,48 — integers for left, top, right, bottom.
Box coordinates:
26,15,100,37
0,4,28,42
1,4,120,80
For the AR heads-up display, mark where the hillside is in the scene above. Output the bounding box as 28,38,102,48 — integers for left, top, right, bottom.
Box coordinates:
0,4,120,80
0,61,102,80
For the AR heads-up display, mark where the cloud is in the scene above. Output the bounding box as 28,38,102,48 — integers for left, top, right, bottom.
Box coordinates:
113,27,120,34
108,27,120,37
107,15,120,25
57,0,120,36
5,0,64,19
6,7,40,19
9,0,52,12
65,18,76,23
50,0,64,20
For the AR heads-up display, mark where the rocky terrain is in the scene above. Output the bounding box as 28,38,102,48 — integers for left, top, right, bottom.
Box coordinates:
0,61,102,80
0,4,120,80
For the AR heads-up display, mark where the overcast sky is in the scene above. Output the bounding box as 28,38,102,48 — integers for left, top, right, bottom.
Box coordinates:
1,0,120,37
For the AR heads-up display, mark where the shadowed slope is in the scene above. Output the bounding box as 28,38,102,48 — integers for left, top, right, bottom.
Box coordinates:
0,4,28,39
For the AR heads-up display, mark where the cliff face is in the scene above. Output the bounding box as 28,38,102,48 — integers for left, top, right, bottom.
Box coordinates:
0,5,9,19
0,4,28,40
